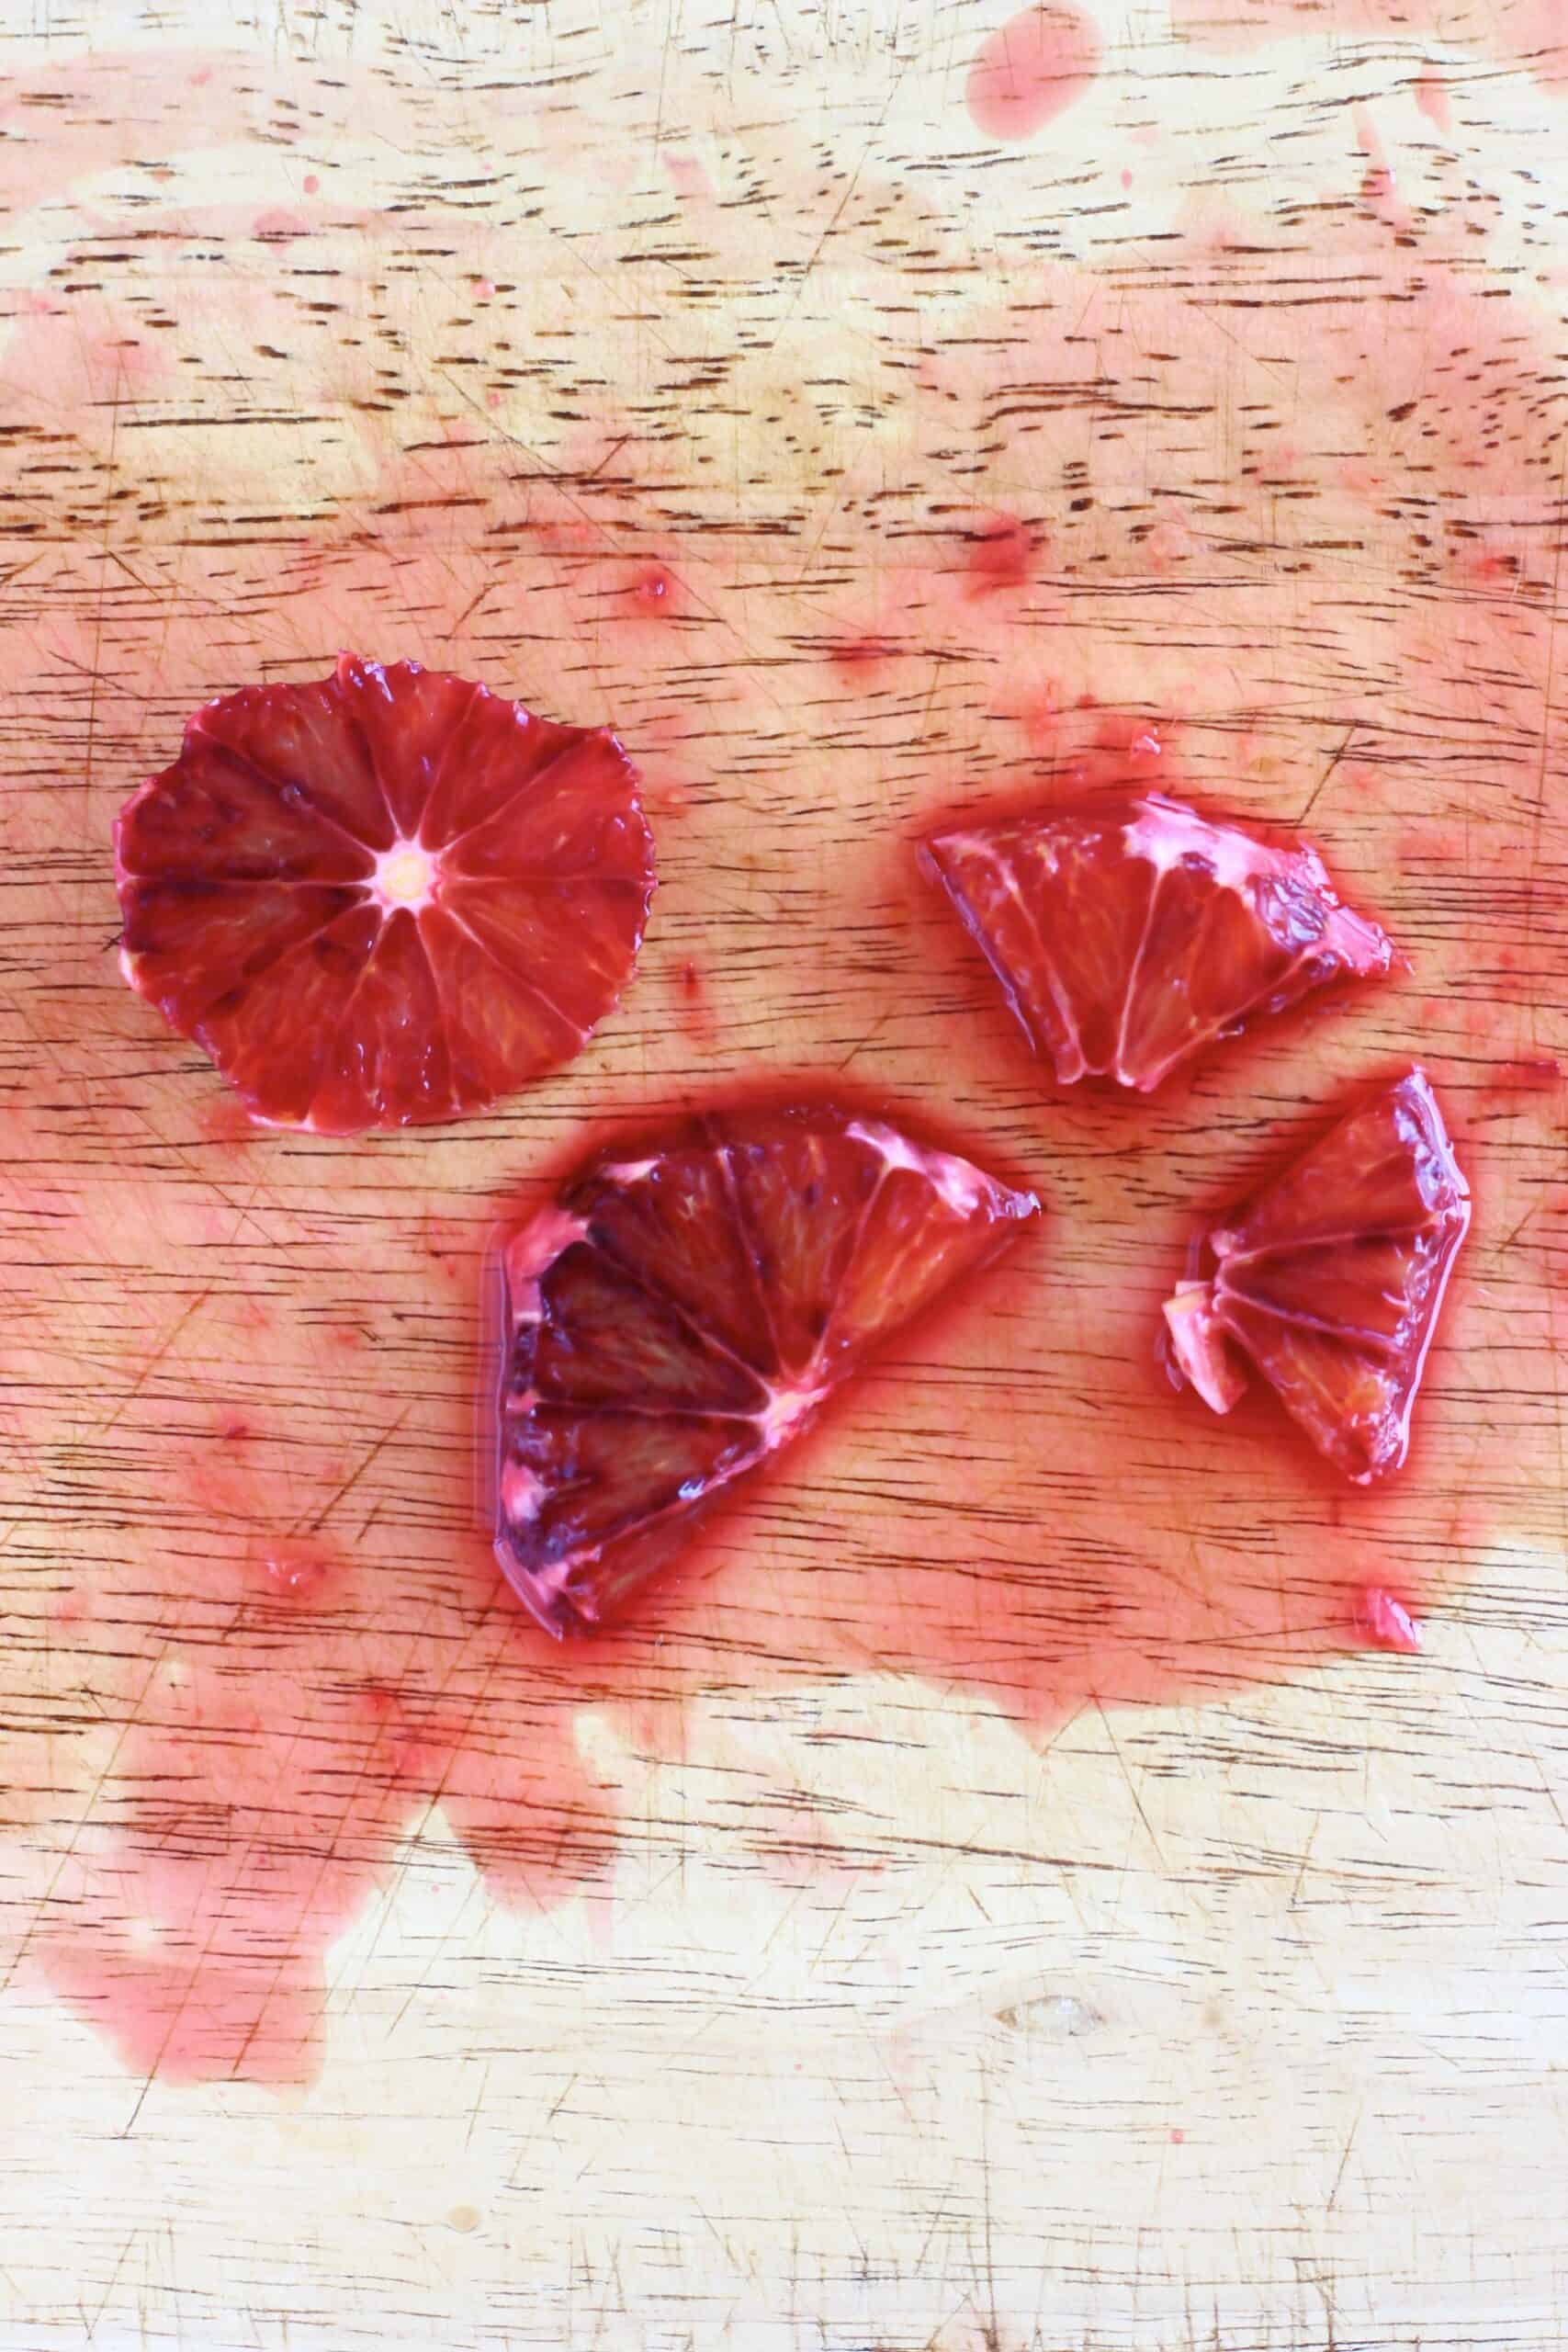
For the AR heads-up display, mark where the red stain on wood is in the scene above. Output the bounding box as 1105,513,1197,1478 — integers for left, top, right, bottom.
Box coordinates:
253,208,310,241
1413,68,1451,130
20,1053,1508,2084
1176,0,1568,89
259,1542,339,1603
1484,1057,1562,1096
5,62,1565,2101
966,6,1101,140
201,1097,265,1148
673,956,717,1046
829,634,899,673
964,515,1037,597
624,563,678,612
660,151,715,199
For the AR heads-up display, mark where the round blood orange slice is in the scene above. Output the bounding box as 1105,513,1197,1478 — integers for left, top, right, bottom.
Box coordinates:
491,1102,1041,1634
114,654,655,1132
921,791,1393,1091
1163,1068,1471,1483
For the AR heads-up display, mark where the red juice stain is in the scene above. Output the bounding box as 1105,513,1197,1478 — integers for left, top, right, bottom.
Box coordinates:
1484,1057,1562,1097
919,715,1185,847
302,172,321,195
1352,106,1410,227
966,5,1101,141
1092,710,1167,766
201,1095,265,1148
617,563,678,614
1017,686,1066,745
915,243,1568,641
15,145,1568,2092
1464,548,1516,587
660,150,715,199
12,1177,1513,2098
964,515,1036,597
6,303,174,408
260,1542,337,1603
0,51,242,210
748,1800,874,1896
673,956,717,1047
829,633,899,673
1413,68,1451,132
1173,0,1568,89
1397,824,1462,868
33,1055,1509,2081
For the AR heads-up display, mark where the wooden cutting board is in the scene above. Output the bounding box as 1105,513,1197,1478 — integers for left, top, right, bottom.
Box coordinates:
5,3,1567,2344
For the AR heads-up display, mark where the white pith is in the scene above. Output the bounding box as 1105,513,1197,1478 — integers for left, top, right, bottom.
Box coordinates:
369,835,438,916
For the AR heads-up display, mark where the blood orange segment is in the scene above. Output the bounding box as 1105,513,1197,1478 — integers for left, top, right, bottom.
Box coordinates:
921,791,1393,1091
1163,1069,1471,1483
113,654,655,1132
491,1104,1040,1634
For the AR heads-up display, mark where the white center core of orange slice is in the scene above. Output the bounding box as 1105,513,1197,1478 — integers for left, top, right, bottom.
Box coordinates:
758,1378,826,1450
372,838,435,913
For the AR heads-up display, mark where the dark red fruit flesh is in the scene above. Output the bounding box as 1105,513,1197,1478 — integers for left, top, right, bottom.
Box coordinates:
491,1103,1041,1634
1164,1069,1471,1483
114,653,655,1132
921,790,1393,1092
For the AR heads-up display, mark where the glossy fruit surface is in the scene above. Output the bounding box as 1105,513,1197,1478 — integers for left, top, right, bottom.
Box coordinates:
1163,1068,1471,1483
491,1103,1041,1632
922,790,1393,1091
115,654,654,1131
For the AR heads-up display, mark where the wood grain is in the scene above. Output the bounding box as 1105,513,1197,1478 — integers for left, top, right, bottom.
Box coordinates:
3,1,1567,2345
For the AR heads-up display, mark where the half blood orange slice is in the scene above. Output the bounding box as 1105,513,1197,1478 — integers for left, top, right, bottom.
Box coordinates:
1163,1069,1471,1483
921,791,1393,1091
491,1102,1040,1633
114,655,655,1132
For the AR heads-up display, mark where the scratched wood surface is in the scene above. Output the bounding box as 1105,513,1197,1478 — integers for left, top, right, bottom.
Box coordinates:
5,2,1568,2346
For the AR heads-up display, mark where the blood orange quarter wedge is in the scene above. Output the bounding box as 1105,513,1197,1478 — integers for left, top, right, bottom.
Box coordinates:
921,791,1393,1091
1163,1069,1471,1484
491,1102,1040,1634
114,654,655,1132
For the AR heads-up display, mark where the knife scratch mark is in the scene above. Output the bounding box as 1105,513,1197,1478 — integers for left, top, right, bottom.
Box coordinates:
300,1403,414,1535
